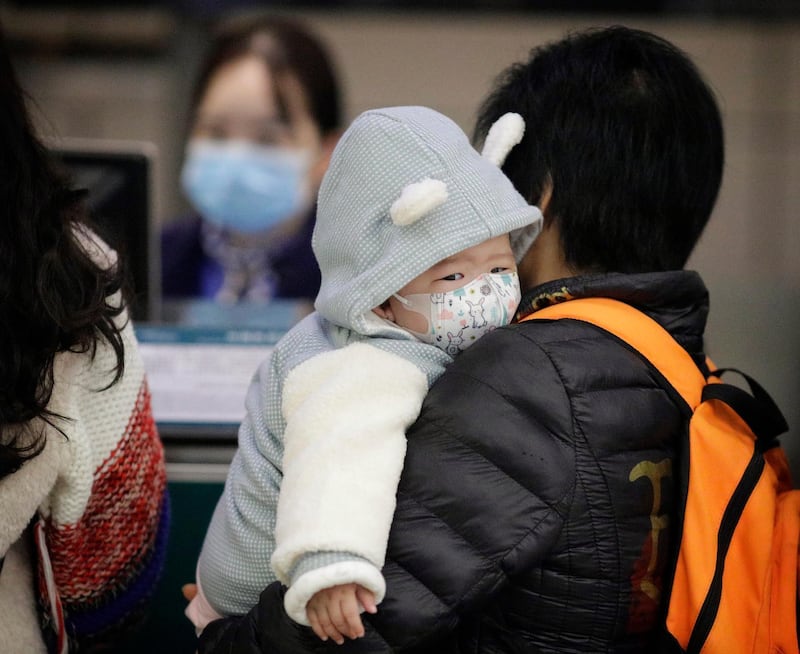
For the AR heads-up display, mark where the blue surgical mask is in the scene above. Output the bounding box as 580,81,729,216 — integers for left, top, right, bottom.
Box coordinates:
181,139,313,234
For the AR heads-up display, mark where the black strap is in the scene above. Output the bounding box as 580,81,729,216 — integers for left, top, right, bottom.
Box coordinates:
704,368,788,443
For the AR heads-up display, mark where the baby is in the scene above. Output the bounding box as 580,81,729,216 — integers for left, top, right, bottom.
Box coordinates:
187,105,542,644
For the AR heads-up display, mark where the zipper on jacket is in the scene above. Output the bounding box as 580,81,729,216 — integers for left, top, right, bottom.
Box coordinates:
686,449,765,653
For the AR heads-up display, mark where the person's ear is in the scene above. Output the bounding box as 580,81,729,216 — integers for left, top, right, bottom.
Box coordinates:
372,299,396,323
538,175,553,216
321,130,340,161
311,130,341,188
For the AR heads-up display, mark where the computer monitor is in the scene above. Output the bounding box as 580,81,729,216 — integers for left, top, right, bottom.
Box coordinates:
49,138,160,322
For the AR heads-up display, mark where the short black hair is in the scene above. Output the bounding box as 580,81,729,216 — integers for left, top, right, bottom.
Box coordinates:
475,25,724,273
193,15,342,136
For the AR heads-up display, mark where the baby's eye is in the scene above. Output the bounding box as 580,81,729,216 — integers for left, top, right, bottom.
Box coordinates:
491,266,511,274
440,272,464,281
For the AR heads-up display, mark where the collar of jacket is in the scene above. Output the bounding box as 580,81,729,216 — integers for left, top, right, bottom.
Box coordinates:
515,270,710,358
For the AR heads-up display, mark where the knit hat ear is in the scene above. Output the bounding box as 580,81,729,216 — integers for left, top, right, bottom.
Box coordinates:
481,112,525,166
389,178,449,226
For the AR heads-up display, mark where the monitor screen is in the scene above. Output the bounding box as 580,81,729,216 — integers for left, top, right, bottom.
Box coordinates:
50,138,160,322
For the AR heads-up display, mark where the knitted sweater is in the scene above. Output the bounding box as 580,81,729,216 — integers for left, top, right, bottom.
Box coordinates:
0,230,169,653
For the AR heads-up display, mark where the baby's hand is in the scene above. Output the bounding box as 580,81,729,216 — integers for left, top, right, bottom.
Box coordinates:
306,583,377,645
181,583,198,602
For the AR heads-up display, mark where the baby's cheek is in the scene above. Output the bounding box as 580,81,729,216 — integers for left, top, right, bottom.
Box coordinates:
395,304,429,334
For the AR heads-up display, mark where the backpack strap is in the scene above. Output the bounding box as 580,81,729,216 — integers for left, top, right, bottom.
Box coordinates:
701,368,787,442
523,298,705,410
523,298,788,442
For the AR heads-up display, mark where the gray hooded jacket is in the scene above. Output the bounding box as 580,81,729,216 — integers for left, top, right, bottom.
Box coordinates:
193,106,541,628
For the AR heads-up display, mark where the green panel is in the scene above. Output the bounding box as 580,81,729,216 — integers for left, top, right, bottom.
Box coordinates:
120,480,224,652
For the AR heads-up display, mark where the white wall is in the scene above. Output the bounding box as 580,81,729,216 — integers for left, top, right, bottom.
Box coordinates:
10,8,800,474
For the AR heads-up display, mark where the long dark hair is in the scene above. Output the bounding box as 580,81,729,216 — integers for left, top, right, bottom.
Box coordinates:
191,15,342,137
0,27,127,478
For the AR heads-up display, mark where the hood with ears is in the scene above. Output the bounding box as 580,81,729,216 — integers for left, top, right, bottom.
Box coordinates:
313,105,542,335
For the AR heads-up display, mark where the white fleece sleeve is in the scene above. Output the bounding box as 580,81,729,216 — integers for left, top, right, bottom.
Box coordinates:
270,342,428,624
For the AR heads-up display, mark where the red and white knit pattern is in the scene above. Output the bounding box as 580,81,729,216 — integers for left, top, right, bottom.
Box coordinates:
45,378,165,601
38,310,167,649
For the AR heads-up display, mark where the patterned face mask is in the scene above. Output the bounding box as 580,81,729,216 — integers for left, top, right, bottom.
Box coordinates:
393,271,521,356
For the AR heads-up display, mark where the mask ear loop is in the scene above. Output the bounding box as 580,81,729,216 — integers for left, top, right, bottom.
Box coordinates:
391,292,434,341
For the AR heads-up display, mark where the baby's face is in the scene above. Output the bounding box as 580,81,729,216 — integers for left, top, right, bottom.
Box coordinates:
389,234,516,334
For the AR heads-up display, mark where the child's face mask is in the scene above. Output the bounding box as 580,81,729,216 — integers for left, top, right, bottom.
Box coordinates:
393,271,521,355
181,138,313,234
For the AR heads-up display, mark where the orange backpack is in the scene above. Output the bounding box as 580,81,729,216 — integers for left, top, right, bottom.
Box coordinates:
527,297,799,653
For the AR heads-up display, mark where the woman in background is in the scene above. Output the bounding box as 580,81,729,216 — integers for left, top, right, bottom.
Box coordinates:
161,15,343,304
0,24,169,653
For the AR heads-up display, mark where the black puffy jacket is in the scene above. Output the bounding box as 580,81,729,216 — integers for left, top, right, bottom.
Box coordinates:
199,270,709,654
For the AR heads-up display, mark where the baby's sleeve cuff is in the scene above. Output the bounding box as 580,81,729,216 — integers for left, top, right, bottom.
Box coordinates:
185,578,225,635
283,559,386,626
